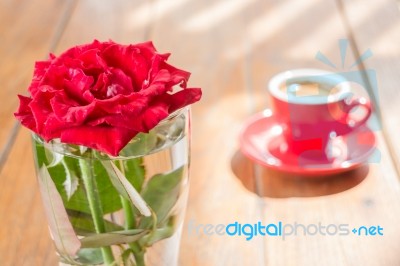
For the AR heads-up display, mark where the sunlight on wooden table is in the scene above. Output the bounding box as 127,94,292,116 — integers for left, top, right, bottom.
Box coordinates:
0,0,399,265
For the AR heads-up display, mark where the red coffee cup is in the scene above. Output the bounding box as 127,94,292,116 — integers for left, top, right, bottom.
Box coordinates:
268,69,372,157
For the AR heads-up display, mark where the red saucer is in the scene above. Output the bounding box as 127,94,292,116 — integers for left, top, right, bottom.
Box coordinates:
239,110,376,176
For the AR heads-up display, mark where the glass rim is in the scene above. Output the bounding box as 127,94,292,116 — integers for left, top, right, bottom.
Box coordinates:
32,107,189,160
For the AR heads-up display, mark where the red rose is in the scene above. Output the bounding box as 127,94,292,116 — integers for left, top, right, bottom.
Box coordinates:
15,40,201,156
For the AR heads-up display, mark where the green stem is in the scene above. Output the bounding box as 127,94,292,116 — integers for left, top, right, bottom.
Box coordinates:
130,209,158,265
79,158,115,265
139,209,158,246
131,243,146,266
121,197,135,229
119,161,135,230
119,161,145,265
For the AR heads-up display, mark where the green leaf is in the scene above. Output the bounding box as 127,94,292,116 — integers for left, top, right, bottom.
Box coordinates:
33,142,123,214
139,166,185,229
91,159,123,214
33,139,49,167
46,148,64,168
59,159,122,214
77,248,104,265
121,248,135,266
119,132,158,157
121,158,145,192
61,158,79,200
80,229,148,248
67,209,123,235
139,217,175,247
37,166,81,257
102,161,151,217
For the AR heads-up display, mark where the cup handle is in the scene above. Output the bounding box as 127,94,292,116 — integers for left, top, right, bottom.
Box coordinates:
342,97,372,129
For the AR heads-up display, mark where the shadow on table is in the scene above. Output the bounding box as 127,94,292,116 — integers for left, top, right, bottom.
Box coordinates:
231,150,369,198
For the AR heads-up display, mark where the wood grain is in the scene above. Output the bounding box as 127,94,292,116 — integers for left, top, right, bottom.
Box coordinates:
53,0,150,52
1,0,400,265
232,152,370,198
146,1,268,264
0,1,73,264
0,129,57,265
0,0,154,265
239,0,400,265
339,0,400,175
0,0,73,165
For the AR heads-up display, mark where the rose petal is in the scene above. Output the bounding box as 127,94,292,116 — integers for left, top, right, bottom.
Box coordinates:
102,43,151,91
41,115,69,140
14,95,36,131
78,48,108,72
91,68,135,99
160,60,191,89
28,61,51,96
91,94,148,115
64,68,94,103
60,126,137,156
55,40,113,62
29,86,58,135
87,100,169,133
108,68,134,95
139,69,171,97
163,88,202,113
51,93,94,125
15,40,202,157
91,72,109,99
38,65,69,92
140,102,170,130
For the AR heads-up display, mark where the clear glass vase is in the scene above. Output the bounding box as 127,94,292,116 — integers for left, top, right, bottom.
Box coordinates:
32,108,190,266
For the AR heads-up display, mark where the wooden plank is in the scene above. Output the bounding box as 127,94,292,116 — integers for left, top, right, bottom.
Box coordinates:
176,0,364,264
0,1,73,265
0,129,58,265
149,0,399,265
244,0,400,265
0,0,154,265
338,0,400,175
253,132,400,266
54,0,151,52
0,0,73,165
336,1,400,263
145,1,267,264
143,0,400,265
3,0,400,265
34,0,271,264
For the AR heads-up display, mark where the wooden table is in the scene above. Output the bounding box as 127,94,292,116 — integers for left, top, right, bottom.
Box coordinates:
1,0,400,265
